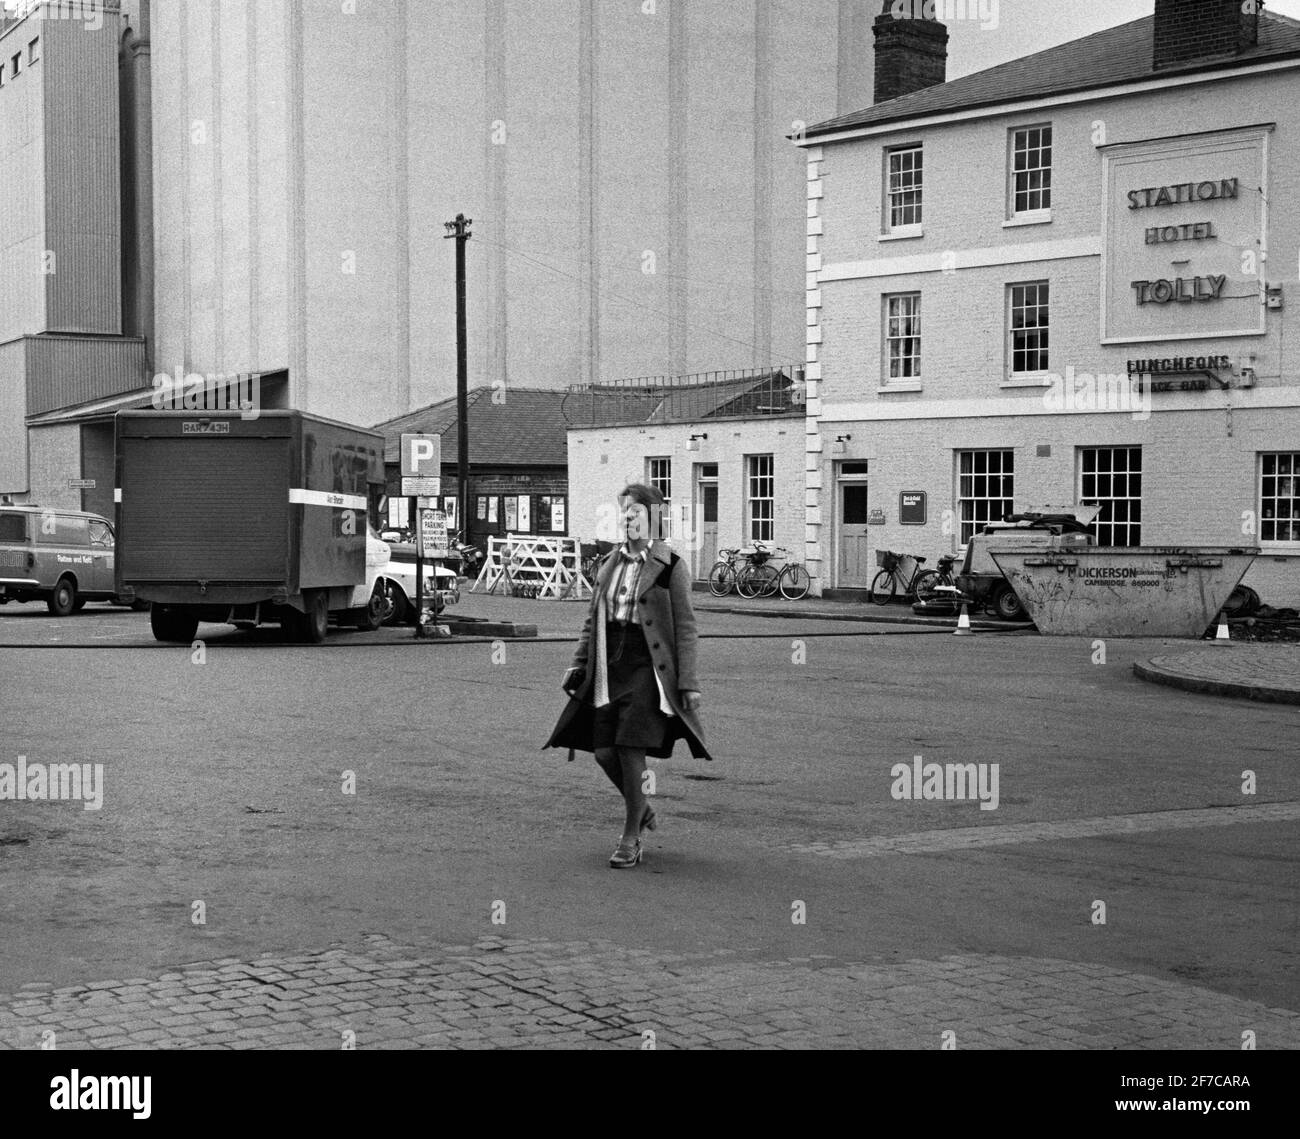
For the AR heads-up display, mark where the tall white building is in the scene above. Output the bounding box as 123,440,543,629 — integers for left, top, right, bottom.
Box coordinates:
2,0,877,513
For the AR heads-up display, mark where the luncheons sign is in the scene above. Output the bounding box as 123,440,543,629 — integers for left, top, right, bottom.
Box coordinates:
1102,127,1267,343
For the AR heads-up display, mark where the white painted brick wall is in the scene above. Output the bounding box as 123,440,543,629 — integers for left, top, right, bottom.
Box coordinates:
568,420,807,582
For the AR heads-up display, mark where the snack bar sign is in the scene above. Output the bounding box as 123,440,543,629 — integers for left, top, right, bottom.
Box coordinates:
1102,127,1267,343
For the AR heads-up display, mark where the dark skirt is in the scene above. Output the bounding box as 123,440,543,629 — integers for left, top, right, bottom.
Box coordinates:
592,623,671,751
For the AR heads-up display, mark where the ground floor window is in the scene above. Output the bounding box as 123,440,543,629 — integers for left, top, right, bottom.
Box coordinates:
747,454,774,543
1260,452,1300,543
958,450,1014,543
647,457,671,503
1080,447,1142,546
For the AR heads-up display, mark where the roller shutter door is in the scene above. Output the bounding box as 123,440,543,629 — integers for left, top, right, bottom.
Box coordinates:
120,438,289,582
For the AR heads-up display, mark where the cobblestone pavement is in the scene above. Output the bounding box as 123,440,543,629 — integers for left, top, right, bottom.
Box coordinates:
2,934,1296,1050
1134,645,1300,703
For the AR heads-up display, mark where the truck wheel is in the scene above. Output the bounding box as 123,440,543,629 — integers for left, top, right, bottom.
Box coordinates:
150,605,199,643
991,584,1025,621
356,581,391,631
302,590,330,643
47,577,77,617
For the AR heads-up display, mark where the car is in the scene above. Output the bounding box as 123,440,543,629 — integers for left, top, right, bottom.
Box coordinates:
0,503,140,616
346,528,459,630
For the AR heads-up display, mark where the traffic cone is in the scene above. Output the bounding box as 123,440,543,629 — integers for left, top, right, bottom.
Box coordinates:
1213,611,1231,643
953,602,973,636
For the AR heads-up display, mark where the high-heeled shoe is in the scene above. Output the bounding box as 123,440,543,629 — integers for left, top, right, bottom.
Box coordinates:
609,837,641,869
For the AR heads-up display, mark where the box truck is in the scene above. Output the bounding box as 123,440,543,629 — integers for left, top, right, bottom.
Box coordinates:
115,410,385,643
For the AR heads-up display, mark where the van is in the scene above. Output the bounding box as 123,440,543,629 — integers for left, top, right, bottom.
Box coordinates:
0,505,128,615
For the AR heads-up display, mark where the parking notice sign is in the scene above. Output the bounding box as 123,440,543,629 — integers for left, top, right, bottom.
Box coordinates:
419,509,449,559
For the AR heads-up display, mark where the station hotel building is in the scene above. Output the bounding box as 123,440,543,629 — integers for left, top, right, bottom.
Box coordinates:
797,0,1300,605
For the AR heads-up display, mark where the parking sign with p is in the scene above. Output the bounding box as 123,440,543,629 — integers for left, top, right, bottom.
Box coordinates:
401,434,441,497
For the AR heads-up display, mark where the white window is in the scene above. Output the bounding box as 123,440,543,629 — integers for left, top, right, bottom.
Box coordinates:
1080,447,1142,546
958,450,1014,544
647,457,671,503
1009,282,1050,375
746,454,774,543
28,38,39,66
1260,452,1300,544
885,145,923,232
884,293,921,383
1011,125,1052,216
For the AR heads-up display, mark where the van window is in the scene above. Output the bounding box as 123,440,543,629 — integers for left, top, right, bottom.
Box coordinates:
0,513,27,542
88,520,113,547
35,514,91,547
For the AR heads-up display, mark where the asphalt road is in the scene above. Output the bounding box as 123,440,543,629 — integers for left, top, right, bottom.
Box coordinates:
1,597,1296,1044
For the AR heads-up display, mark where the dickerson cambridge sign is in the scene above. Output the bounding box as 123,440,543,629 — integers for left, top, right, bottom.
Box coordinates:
1129,177,1237,306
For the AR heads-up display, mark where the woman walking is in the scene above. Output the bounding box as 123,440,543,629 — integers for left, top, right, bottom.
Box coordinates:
546,484,711,868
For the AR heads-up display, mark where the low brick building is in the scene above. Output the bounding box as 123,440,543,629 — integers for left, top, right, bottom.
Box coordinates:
375,388,572,550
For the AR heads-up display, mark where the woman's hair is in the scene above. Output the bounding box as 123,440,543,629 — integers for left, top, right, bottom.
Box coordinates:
619,483,669,540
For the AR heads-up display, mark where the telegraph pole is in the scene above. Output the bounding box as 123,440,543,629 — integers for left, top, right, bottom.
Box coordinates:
443,214,472,541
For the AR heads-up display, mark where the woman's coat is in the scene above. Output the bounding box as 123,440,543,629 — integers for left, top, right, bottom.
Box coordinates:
544,540,712,761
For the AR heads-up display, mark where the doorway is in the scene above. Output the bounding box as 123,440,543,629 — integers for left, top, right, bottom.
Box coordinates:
835,462,871,588
694,463,718,578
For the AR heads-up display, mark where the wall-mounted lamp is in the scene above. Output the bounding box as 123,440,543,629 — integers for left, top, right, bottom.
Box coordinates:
833,433,852,454
686,433,708,452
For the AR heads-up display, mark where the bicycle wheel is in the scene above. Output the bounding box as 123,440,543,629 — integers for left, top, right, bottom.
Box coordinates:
870,569,897,605
912,570,941,602
735,565,761,598
779,563,811,601
748,564,778,599
708,561,735,596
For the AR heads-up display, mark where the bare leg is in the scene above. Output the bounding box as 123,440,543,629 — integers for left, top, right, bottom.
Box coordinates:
618,747,648,842
594,747,624,793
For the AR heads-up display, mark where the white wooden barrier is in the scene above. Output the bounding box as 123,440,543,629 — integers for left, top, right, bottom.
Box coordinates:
470,535,592,600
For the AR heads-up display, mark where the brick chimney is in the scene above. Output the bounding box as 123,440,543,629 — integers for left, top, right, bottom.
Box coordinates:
1153,0,1262,70
873,1,949,104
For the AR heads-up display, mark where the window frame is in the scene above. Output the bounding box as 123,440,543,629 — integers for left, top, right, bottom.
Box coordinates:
1079,446,1142,547
1007,280,1050,379
1008,123,1053,221
882,143,924,236
957,450,1015,545
746,454,775,544
647,457,672,504
882,291,922,388
1259,452,1300,547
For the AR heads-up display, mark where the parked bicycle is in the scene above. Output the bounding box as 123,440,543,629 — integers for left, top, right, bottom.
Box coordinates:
707,547,746,596
870,549,955,606
730,543,813,601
